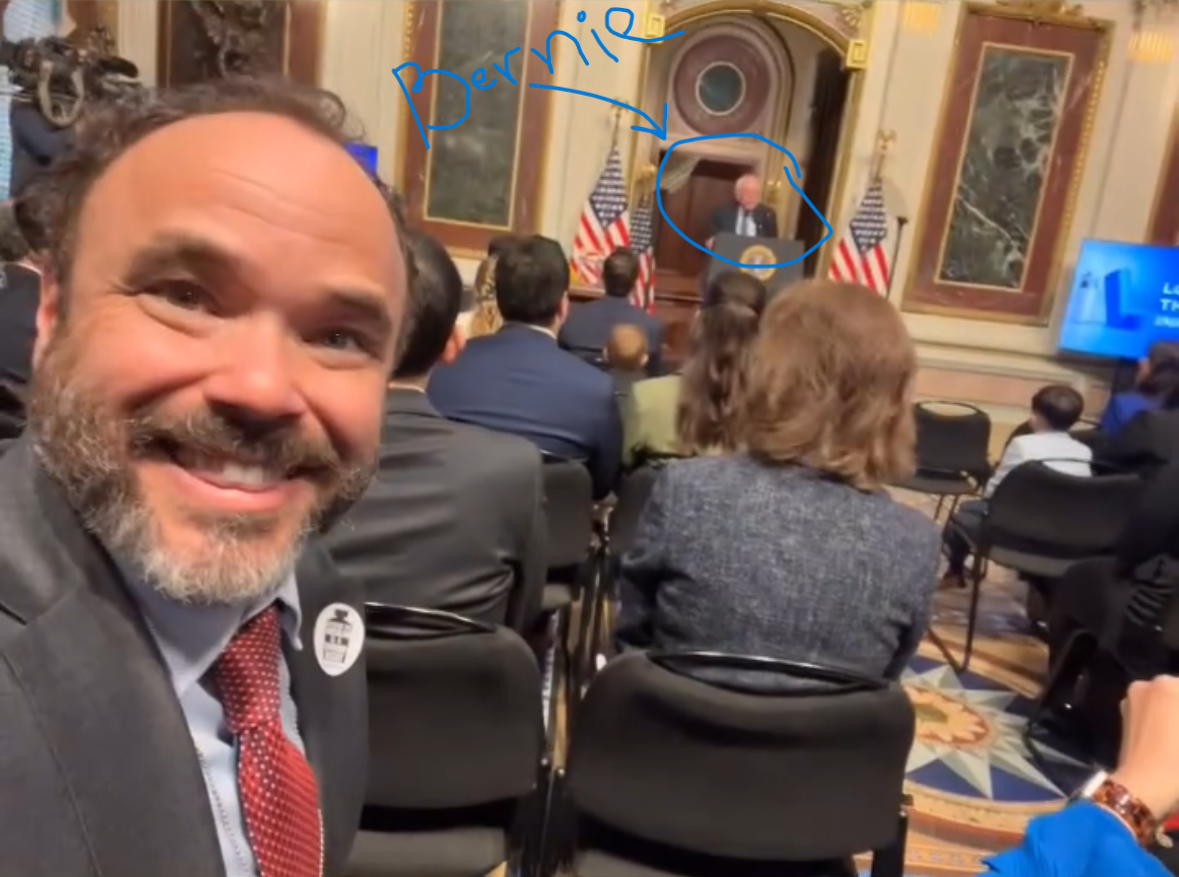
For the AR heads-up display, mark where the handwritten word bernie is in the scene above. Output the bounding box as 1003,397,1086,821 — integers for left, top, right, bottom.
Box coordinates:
394,7,684,149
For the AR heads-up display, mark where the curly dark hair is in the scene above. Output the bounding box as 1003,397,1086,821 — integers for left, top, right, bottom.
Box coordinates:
675,271,768,454
20,75,413,289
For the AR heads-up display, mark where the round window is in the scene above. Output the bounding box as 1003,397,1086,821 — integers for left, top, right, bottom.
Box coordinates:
695,62,745,116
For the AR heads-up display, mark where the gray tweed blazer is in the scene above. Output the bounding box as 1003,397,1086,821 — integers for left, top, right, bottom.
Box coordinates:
614,455,940,685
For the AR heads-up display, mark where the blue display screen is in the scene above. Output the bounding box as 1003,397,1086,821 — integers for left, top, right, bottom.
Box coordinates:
1057,239,1179,360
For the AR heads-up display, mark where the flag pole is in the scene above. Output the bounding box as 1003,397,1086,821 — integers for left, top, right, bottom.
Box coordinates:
610,101,624,146
873,130,903,302
885,217,908,302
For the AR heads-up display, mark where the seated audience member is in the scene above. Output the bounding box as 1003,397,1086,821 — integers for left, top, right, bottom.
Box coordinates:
940,385,1092,589
0,200,41,440
983,675,1179,877
1100,341,1179,438
325,232,545,631
1098,390,1179,481
604,323,648,400
429,235,622,498
613,281,938,685
467,236,518,339
622,270,767,468
1048,456,1179,674
468,254,504,338
559,247,662,375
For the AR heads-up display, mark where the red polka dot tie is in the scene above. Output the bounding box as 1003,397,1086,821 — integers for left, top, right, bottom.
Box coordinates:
215,607,323,877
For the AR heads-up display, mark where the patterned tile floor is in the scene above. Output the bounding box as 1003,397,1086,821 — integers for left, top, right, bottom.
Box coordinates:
891,490,1090,877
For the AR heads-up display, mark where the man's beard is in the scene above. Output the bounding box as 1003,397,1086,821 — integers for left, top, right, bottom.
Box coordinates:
26,327,375,606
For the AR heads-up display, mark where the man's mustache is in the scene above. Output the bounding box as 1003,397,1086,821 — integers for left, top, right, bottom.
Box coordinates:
124,408,343,479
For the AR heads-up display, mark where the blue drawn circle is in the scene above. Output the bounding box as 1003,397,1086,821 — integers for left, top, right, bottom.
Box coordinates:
655,133,834,270
577,10,586,21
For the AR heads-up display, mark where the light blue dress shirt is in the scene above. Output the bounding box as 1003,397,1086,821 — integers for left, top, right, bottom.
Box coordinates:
982,802,1171,877
129,575,307,877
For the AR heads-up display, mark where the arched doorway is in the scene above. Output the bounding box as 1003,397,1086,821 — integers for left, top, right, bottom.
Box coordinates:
632,0,867,300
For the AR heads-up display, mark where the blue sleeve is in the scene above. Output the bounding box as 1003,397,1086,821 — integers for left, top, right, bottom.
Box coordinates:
1098,395,1123,435
981,803,1171,877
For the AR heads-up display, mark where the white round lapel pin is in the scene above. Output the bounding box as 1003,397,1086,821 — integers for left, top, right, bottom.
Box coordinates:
313,603,365,676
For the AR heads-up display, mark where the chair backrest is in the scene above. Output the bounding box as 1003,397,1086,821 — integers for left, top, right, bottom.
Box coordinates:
610,464,664,556
541,458,595,569
912,401,992,477
985,462,1142,556
363,604,544,810
565,652,914,862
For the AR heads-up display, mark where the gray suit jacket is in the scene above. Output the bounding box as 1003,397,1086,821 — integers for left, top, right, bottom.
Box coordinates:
0,440,367,877
325,388,546,632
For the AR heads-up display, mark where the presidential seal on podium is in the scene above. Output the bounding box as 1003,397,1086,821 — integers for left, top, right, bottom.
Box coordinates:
738,244,777,282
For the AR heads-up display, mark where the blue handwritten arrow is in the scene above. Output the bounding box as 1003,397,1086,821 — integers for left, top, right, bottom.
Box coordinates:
528,84,667,140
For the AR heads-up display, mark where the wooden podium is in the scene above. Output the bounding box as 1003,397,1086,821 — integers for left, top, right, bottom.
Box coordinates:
707,234,806,293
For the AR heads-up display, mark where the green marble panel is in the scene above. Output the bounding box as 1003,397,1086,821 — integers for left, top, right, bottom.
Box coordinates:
938,46,1070,289
425,0,529,227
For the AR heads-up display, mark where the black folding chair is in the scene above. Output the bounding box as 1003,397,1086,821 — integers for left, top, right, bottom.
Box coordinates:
540,651,914,877
897,401,992,519
937,462,1142,672
348,604,546,877
1024,556,1179,783
540,457,596,739
578,463,666,677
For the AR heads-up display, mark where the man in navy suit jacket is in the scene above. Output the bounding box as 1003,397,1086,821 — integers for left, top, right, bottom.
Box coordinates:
429,235,622,498
559,247,663,376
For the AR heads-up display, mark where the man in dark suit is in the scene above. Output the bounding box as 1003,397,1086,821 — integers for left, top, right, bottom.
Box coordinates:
326,232,546,632
0,79,410,876
706,174,779,246
559,247,663,376
429,235,622,498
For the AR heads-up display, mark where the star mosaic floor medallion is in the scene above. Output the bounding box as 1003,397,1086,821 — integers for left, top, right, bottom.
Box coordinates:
904,657,1085,802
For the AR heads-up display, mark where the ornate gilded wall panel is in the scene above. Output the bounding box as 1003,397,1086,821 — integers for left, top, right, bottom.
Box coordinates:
904,2,1110,324
399,0,557,252
1148,101,1179,246
158,1,322,87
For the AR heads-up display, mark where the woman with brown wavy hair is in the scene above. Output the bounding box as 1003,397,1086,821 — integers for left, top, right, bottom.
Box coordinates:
614,281,939,686
621,270,767,466
466,255,504,338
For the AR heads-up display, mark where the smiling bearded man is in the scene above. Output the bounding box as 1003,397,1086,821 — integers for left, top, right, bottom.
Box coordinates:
0,77,409,877
29,327,374,604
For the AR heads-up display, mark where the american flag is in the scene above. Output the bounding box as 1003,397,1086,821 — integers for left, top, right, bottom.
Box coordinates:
828,178,891,294
629,195,656,311
572,145,630,285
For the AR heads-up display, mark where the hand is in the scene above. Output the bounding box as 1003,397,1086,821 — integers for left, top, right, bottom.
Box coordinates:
1111,676,1179,818
705,237,714,249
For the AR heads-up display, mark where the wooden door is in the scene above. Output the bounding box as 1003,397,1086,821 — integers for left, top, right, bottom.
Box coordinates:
654,157,750,295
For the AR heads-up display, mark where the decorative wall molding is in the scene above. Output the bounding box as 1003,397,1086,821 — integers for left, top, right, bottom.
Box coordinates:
903,2,1111,324
396,0,558,254
157,1,323,87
